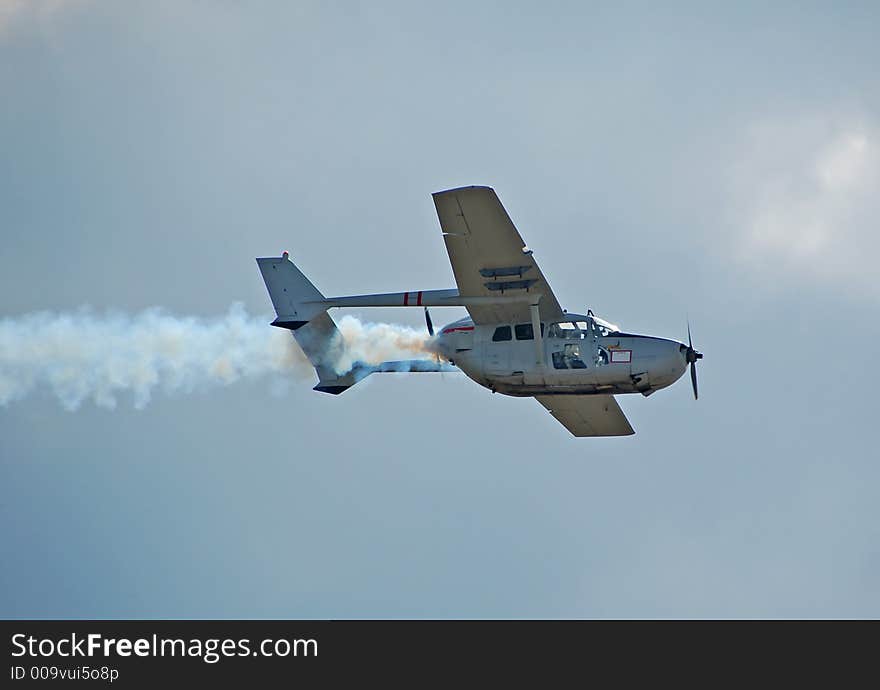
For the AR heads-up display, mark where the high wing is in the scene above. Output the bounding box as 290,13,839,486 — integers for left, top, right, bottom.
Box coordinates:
433,186,566,325
536,395,635,437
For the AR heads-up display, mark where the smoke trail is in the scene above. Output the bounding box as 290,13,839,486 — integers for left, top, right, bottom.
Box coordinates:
0,304,432,410
332,315,434,375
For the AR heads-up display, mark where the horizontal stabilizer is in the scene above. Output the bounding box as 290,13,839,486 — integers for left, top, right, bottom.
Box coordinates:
371,360,457,373
313,359,457,395
271,317,309,331
313,363,373,395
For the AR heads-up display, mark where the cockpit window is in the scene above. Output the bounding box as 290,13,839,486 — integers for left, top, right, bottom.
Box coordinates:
548,321,588,339
548,317,620,339
491,325,512,342
552,344,587,369
592,316,620,337
514,323,544,340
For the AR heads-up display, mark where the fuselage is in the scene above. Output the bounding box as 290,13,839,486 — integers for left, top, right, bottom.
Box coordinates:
433,314,688,397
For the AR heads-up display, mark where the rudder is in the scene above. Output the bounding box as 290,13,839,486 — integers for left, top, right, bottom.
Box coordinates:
257,253,366,394
256,254,328,329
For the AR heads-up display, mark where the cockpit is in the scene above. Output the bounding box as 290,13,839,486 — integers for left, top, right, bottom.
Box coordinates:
547,314,620,339
486,312,621,370
591,315,620,336
546,313,620,370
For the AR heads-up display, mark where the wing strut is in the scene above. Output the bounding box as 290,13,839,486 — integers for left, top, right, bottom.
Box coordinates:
530,301,544,366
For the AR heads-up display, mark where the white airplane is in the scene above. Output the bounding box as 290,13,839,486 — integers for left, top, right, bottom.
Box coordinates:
257,186,702,437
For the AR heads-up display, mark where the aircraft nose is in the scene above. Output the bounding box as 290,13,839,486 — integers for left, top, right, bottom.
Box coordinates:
677,341,689,363
672,341,689,376
644,340,688,389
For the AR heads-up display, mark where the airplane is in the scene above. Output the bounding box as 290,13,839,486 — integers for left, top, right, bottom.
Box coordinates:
256,185,703,437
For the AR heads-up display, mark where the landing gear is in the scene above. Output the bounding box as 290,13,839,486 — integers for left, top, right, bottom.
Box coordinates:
631,373,654,397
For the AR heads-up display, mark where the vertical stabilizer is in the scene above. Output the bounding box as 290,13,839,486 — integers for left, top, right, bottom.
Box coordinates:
256,254,366,394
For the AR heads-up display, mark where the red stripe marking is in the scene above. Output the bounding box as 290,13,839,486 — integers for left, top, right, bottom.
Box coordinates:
403,292,409,306
441,326,475,334
417,291,423,306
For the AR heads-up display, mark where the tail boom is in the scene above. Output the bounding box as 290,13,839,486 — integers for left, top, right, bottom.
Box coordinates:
256,253,456,395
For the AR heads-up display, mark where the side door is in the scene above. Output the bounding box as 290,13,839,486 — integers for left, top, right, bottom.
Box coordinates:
484,324,512,374
599,336,634,384
545,322,598,385
509,321,549,385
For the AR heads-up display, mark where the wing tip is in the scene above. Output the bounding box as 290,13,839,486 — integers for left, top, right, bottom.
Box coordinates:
432,184,495,198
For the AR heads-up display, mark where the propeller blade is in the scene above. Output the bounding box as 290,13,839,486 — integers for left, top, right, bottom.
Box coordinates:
683,319,701,399
424,307,434,336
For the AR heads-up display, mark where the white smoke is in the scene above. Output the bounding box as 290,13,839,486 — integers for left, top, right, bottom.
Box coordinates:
0,304,432,410
332,315,433,375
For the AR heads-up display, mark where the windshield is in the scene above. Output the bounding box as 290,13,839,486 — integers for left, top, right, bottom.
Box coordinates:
547,321,587,339
592,316,620,337
548,316,619,339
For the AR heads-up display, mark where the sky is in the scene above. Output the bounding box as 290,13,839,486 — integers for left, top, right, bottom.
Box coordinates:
1,0,879,618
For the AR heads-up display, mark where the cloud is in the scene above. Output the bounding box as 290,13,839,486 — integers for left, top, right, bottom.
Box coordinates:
726,114,879,298
0,0,85,36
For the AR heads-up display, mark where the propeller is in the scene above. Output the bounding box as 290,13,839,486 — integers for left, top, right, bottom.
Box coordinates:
424,307,445,379
681,321,703,400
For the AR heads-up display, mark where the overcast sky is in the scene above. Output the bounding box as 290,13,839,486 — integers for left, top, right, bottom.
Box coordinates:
2,0,878,618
